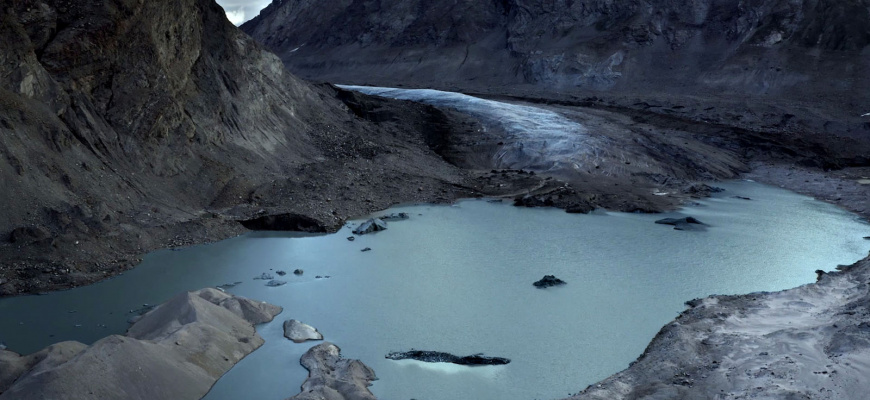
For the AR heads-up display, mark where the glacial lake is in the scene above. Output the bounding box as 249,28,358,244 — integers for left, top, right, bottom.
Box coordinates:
2,181,870,400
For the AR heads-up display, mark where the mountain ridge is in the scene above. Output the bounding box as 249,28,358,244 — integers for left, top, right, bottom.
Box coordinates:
242,0,870,108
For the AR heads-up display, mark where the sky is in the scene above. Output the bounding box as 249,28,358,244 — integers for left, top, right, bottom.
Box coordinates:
215,0,272,25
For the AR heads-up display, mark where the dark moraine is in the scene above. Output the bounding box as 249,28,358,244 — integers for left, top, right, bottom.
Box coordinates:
533,275,566,288
386,350,510,366
240,214,327,233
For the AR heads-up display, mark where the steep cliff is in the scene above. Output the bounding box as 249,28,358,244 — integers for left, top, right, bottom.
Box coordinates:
243,0,869,111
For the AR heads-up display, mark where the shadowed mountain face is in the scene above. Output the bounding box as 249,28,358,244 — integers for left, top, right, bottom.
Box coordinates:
0,0,473,294
0,0,330,233
242,0,870,103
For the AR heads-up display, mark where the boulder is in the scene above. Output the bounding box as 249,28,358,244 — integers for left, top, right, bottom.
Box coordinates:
385,350,510,366
254,273,275,280
361,247,372,252
287,342,377,400
293,269,304,275
276,270,287,276
283,320,324,343
379,212,410,221
352,218,387,235
533,275,566,288
266,280,287,287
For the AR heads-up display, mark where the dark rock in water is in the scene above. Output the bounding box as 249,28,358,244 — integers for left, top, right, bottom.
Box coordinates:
353,218,388,235
361,247,372,252
293,269,304,275
265,280,287,287
487,199,503,203
683,184,726,198
385,350,510,366
533,275,566,288
240,213,327,233
863,236,870,240
254,273,274,280
379,212,410,221
734,196,753,201
656,217,705,230
217,282,243,290
816,270,827,281
347,236,355,241
275,270,287,276
656,217,703,226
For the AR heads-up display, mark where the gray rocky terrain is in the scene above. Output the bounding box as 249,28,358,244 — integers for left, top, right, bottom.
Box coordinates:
0,288,282,399
567,255,870,400
288,342,378,400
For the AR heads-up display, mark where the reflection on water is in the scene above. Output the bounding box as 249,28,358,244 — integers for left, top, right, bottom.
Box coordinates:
1,181,869,400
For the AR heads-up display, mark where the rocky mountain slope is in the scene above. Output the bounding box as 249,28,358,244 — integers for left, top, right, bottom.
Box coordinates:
243,0,870,136
244,0,869,96
0,0,481,295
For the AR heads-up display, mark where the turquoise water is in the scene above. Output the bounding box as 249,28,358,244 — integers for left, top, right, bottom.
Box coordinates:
1,181,869,400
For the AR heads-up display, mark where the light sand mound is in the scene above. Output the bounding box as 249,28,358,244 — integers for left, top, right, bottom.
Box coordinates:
0,288,281,400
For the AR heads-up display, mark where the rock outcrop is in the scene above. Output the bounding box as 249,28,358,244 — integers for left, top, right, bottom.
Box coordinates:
283,319,324,343
385,350,511,366
533,275,567,288
288,342,377,400
0,288,281,399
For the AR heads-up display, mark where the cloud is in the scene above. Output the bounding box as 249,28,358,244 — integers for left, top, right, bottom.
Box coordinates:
224,7,246,25
215,0,273,25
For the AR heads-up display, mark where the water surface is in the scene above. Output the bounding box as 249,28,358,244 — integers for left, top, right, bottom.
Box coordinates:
1,181,869,400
